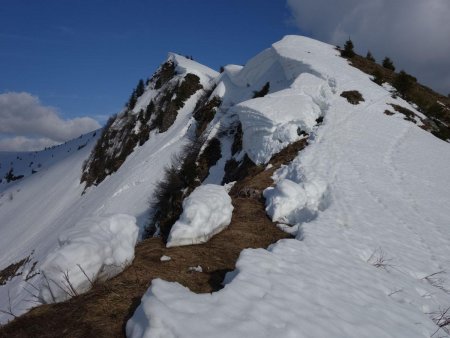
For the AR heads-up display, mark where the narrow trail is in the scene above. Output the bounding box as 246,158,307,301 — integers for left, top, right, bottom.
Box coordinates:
0,141,307,338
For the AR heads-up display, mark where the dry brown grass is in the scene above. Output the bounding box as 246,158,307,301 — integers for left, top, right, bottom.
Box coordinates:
0,140,306,338
347,53,450,140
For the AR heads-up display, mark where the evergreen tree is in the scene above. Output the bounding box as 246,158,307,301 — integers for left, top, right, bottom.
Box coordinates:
341,38,355,58
393,70,416,96
366,51,375,62
136,79,145,97
382,57,395,71
372,69,384,85
4,168,14,183
127,89,138,110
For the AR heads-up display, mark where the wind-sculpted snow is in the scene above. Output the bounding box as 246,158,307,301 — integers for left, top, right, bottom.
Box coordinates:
127,35,450,338
166,184,233,247
234,73,331,165
39,214,138,303
264,178,329,227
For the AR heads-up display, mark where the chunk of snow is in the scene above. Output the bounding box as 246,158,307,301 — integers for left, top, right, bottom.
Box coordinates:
188,265,202,272
264,178,329,226
166,184,233,247
233,73,331,165
234,93,317,165
38,214,138,303
160,255,171,262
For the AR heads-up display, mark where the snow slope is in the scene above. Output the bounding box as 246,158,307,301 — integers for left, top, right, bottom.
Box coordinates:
0,131,98,192
0,55,217,323
127,36,450,337
39,214,138,303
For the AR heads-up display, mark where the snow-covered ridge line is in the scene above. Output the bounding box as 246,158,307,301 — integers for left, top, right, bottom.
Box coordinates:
127,35,450,338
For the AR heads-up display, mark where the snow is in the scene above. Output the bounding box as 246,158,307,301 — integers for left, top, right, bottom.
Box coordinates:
39,214,138,303
232,76,327,164
264,178,329,226
169,53,219,87
166,184,233,247
0,131,98,193
0,58,217,322
160,255,171,262
188,266,202,273
127,35,450,338
3,33,450,337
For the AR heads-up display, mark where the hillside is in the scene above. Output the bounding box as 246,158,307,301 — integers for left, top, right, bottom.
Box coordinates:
2,35,450,337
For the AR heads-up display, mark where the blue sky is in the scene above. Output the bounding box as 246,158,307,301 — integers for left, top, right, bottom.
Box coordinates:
0,1,298,122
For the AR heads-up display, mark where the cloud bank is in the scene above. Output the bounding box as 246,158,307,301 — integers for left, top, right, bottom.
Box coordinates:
0,92,100,151
287,0,450,95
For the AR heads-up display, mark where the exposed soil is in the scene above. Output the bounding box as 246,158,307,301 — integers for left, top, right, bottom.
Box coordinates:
0,140,307,338
340,90,364,105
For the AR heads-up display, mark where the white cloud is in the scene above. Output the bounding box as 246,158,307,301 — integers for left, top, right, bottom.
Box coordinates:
0,136,58,152
0,92,101,151
287,0,450,94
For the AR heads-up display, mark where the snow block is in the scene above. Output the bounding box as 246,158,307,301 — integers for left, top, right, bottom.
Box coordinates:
264,179,329,226
38,214,138,303
166,184,233,247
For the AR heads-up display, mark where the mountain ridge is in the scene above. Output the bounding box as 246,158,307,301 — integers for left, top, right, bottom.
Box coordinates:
1,35,450,337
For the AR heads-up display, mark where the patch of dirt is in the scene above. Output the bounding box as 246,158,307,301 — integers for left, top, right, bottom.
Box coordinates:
389,103,418,122
0,140,307,338
340,90,364,105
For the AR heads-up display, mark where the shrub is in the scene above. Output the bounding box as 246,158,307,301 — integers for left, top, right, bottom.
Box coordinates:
145,135,221,241
193,96,221,137
393,70,416,96
4,168,23,183
340,90,365,105
341,39,355,58
372,69,384,85
382,57,395,71
366,51,375,62
136,79,145,97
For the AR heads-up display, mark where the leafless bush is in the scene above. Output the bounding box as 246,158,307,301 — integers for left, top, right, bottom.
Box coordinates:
422,271,450,294
0,289,17,319
430,306,450,337
367,248,393,271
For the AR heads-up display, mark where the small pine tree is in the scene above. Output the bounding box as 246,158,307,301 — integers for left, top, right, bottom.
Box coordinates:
4,168,14,183
341,38,355,58
382,57,395,71
366,51,375,62
372,69,384,85
136,79,145,97
127,89,138,110
393,70,416,96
